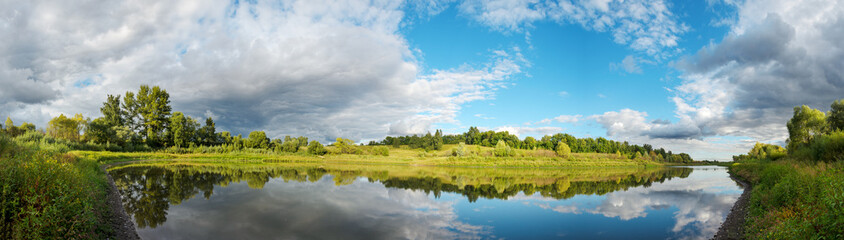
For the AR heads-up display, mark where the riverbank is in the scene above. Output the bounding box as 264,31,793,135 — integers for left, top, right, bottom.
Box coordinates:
72,148,663,168
723,160,844,239
100,163,140,240
712,175,751,240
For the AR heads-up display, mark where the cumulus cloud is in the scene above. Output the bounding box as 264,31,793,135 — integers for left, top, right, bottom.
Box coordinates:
459,0,689,57
586,0,844,160
486,125,564,137
0,0,524,142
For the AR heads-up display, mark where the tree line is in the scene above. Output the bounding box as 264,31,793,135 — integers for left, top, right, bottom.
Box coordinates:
3,85,327,155
3,84,694,161
370,126,694,162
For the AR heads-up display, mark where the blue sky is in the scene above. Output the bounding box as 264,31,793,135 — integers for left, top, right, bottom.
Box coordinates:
1,0,842,160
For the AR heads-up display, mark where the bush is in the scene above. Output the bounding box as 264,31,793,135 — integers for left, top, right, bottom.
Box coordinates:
372,146,389,156
555,141,571,159
809,131,844,162
493,140,514,157
307,141,327,155
452,142,467,157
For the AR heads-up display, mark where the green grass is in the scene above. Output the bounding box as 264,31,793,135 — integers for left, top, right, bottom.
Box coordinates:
729,159,844,239
72,145,659,168
0,134,111,239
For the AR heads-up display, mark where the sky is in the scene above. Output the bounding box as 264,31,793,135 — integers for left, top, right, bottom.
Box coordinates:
1,0,843,160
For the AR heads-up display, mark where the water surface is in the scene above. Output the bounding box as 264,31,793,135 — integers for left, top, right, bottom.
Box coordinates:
109,163,741,239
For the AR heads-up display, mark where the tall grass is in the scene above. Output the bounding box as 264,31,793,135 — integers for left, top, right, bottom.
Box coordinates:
0,133,110,239
730,160,844,239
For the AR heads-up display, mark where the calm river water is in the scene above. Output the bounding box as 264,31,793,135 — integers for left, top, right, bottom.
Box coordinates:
109,163,742,239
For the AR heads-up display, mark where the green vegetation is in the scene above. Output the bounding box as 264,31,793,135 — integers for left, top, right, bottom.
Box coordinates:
371,126,694,163
730,99,844,239
0,131,110,238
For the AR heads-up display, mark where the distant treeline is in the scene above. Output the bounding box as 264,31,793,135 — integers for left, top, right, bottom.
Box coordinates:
2,84,691,161
369,126,694,163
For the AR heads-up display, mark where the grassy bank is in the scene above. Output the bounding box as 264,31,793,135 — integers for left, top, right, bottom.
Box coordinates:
729,159,844,239
72,143,660,168
0,134,111,238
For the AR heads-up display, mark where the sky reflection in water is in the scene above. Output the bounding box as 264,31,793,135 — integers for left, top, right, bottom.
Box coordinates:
110,164,741,239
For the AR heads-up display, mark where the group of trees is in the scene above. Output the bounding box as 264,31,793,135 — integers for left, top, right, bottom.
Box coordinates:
780,99,844,162
733,99,844,163
732,142,787,161
371,127,693,162
2,85,328,155
2,117,36,137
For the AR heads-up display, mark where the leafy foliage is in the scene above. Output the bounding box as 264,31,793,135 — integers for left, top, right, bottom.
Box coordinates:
555,141,571,158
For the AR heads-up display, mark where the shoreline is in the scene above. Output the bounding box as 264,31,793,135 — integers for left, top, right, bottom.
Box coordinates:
712,176,751,240
100,164,141,240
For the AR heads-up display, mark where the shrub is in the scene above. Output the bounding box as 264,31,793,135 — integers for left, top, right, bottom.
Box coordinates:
307,141,327,155
555,141,571,159
493,140,514,157
452,142,467,157
372,146,389,156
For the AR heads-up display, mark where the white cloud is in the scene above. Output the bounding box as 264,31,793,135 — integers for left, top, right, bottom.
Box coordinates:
0,0,524,142
459,0,689,57
489,126,563,137
585,0,844,160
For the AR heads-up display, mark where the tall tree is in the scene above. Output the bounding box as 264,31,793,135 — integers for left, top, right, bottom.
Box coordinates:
829,99,844,131
101,94,124,128
122,92,142,132
4,117,12,131
198,117,217,145
787,105,828,151
136,85,172,147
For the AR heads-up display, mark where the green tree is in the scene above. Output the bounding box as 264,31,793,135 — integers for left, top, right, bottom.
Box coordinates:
828,99,844,132
555,141,571,158
197,117,217,146
101,94,124,128
136,85,171,147
122,92,142,132
47,114,87,141
281,138,298,152
307,140,327,155
433,129,444,150
85,117,116,144
18,122,35,132
246,131,269,149
787,105,828,151
334,138,360,154
168,112,198,148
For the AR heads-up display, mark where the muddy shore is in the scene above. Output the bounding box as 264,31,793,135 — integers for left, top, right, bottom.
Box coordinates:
100,164,141,240
711,176,751,240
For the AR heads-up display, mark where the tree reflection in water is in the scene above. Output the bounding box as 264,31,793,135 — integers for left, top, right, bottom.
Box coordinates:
109,162,692,229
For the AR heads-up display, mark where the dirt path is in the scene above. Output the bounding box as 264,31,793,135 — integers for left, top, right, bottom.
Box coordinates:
711,176,751,240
